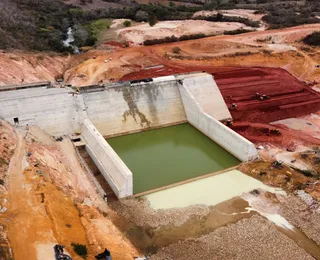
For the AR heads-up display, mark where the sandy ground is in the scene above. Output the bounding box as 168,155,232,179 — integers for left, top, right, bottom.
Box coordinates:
116,20,254,45
271,112,320,140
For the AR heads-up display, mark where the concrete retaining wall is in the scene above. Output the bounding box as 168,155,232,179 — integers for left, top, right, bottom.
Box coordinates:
178,82,258,162
176,73,231,121
81,119,133,198
0,87,84,136
83,78,186,137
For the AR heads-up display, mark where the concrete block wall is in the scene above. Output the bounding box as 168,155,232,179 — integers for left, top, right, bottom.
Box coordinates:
81,119,133,198
83,79,187,137
178,82,258,162
0,87,84,136
176,73,231,121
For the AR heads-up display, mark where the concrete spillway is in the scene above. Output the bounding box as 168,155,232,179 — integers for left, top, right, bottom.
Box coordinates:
0,72,259,198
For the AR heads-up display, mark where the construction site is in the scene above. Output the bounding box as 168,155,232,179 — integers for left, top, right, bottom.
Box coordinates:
0,12,320,260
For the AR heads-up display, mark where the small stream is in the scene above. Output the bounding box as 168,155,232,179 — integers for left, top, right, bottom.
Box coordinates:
63,27,79,54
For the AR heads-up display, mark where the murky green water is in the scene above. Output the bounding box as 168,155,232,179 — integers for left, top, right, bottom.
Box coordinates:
107,124,240,194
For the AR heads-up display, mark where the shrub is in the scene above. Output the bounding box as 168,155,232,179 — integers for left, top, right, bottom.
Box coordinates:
195,14,260,28
144,33,208,46
71,243,88,259
135,10,149,22
224,29,254,35
149,14,158,27
123,20,131,27
172,46,181,54
303,31,320,46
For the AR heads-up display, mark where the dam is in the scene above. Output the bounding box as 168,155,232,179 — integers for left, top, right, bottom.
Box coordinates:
0,72,258,198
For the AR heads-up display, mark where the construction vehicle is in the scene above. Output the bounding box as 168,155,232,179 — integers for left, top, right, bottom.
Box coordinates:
229,103,237,110
270,129,281,135
95,248,112,260
255,92,270,101
223,119,233,127
54,244,72,260
271,160,284,169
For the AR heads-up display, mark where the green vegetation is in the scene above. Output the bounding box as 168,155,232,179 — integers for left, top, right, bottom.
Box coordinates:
303,31,320,46
79,19,112,46
172,46,181,54
224,29,254,35
71,243,88,259
195,13,260,28
263,9,319,29
149,14,158,27
123,20,131,27
85,19,111,39
144,33,207,46
1,0,319,52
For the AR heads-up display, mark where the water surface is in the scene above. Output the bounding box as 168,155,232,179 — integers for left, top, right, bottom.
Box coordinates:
107,123,240,194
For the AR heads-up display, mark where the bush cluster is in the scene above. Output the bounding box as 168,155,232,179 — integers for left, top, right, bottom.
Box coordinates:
303,31,320,46
144,33,207,46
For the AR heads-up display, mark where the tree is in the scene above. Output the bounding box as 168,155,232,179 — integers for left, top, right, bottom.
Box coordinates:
149,14,158,27
216,12,223,21
123,20,131,27
135,10,148,22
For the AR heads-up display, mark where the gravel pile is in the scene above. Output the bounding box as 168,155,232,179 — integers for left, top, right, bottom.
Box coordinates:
278,194,320,246
110,197,210,228
150,215,314,260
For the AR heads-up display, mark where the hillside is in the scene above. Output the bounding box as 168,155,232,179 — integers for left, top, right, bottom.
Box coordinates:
0,0,70,51
0,0,319,53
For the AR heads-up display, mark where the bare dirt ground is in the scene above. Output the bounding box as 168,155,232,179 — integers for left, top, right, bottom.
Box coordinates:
0,123,139,260
0,51,97,86
116,20,255,45
64,24,320,87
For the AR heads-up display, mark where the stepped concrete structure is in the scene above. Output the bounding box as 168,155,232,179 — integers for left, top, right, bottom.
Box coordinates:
0,72,258,198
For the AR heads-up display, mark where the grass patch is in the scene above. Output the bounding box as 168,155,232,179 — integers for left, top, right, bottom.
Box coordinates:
85,19,111,39
71,243,88,259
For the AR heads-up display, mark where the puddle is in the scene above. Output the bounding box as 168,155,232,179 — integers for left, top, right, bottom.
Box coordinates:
145,170,285,210
109,197,255,254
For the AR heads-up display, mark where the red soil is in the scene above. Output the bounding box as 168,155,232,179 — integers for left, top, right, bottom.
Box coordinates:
104,41,125,48
121,66,320,147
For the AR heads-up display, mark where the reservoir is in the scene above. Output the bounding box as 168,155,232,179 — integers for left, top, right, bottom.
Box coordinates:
107,123,240,194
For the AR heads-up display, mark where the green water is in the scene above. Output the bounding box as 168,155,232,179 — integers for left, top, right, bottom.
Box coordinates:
107,124,240,194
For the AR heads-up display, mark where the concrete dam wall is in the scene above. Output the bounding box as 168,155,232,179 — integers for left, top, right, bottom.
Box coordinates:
83,77,186,137
0,73,259,198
